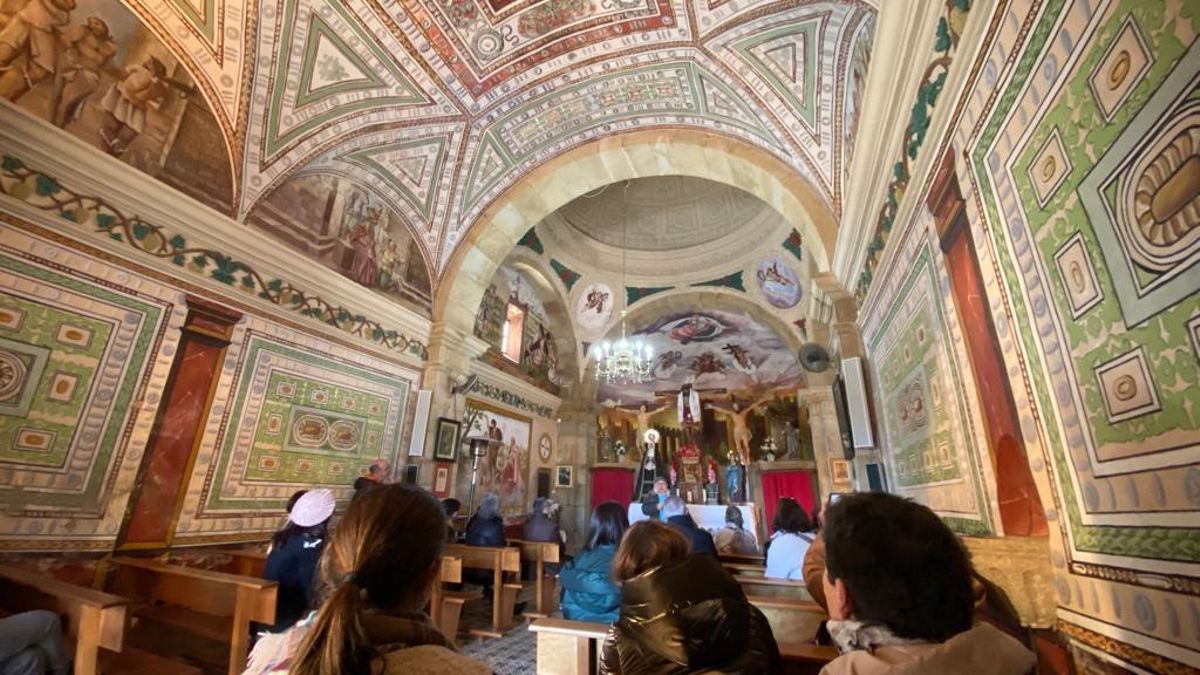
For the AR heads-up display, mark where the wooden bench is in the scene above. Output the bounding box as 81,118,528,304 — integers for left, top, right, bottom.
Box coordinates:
509,539,561,618
778,641,839,674
529,617,608,675
0,564,128,675
107,556,277,675
719,552,765,565
205,549,267,578
428,556,464,643
723,561,766,577
737,575,813,601
747,595,826,641
444,544,521,638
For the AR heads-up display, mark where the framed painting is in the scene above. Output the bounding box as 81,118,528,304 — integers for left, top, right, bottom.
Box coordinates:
433,464,451,498
434,417,461,462
464,401,533,514
556,465,574,488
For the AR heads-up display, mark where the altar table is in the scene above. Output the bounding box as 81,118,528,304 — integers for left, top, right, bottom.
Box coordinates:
628,503,761,544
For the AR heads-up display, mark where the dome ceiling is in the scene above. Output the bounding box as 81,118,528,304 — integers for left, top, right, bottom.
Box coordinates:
558,178,769,252
3,0,877,287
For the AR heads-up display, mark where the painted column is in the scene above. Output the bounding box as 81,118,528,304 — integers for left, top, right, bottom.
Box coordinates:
117,296,241,551
421,321,488,491
798,382,850,499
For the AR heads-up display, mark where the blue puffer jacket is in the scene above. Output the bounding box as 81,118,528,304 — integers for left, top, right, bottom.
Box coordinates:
559,544,621,624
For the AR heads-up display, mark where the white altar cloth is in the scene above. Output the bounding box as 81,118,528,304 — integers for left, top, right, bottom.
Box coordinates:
628,503,760,544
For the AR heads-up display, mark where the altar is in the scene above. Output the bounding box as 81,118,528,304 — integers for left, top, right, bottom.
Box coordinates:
628,502,762,545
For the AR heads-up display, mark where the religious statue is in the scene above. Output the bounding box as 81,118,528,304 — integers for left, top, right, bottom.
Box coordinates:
673,442,704,503
609,401,669,452
707,396,771,465
725,451,746,504
704,457,720,505
677,382,702,428
783,421,801,459
632,429,662,502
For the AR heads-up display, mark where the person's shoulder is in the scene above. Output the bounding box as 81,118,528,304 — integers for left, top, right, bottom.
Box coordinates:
379,645,492,675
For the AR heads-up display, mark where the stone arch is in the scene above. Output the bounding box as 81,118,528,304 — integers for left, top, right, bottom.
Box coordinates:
432,129,838,355
502,249,582,391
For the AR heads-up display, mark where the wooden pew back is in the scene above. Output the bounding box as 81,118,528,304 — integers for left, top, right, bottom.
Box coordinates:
529,617,608,675
0,564,128,675
737,576,813,601
443,544,520,573
509,539,561,565
747,595,825,642
109,556,276,675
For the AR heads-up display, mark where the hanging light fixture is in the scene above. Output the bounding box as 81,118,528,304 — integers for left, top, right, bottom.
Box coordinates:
594,181,653,384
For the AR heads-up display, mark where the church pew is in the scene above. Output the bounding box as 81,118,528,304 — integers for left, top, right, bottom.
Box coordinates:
0,564,202,675
528,617,608,675
509,539,561,618
107,556,276,675
443,544,522,638
747,595,826,643
206,549,267,578
778,641,840,674
723,561,766,577
718,552,765,565
737,575,813,601
428,556,465,644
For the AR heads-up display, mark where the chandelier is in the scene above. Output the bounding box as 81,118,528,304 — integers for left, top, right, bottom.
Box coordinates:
593,181,654,385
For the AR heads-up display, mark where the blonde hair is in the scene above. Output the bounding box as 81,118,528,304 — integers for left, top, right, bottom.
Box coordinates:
289,484,445,675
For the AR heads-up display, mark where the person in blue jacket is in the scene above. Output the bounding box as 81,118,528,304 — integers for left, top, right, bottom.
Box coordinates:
261,489,335,634
559,501,629,624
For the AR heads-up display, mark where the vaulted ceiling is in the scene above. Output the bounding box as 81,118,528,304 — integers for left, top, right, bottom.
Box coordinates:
6,0,877,289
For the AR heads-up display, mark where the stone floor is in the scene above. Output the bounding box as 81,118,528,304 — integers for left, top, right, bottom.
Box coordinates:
456,583,540,675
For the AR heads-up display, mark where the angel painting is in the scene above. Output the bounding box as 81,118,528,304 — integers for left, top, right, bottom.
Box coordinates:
690,352,725,376
584,286,609,315
721,343,758,374
654,350,683,378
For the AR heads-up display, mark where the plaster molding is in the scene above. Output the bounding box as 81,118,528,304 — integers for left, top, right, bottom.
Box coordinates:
0,104,433,346
470,359,563,416
831,0,946,285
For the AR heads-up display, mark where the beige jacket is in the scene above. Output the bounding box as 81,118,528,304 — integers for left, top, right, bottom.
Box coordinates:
820,623,1035,675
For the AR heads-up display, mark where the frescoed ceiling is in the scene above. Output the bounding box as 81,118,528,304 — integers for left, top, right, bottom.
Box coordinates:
1,0,878,289
595,308,805,407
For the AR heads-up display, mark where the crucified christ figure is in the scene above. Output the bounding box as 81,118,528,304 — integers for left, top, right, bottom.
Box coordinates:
608,401,670,448
706,396,771,465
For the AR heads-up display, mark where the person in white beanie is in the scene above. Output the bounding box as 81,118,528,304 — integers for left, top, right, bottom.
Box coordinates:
259,489,336,635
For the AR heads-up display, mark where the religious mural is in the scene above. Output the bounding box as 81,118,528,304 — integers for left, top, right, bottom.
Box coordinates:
474,265,561,391
755,257,803,309
246,175,433,313
464,403,531,517
596,309,802,406
574,282,613,331
841,13,875,190
0,0,233,212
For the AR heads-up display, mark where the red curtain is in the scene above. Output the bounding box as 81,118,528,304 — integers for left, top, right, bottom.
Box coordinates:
761,470,816,536
591,467,635,511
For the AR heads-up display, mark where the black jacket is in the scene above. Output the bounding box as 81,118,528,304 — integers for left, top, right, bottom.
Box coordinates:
667,514,718,558
522,513,561,543
464,514,506,548
600,555,781,674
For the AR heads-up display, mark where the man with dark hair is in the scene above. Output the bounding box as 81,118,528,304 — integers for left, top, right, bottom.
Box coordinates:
662,496,717,557
352,458,390,500
820,493,1034,674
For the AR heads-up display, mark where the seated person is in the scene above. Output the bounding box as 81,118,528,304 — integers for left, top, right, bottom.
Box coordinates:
441,497,462,543
820,493,1035,674
662,496,717,557
463,492,506,593
244,484,490,675
600,521,780,673
0,610,70,675
522,497,563,543
351,458,389,500
560,501,628,624
765,497,813,580
639,478,670,522
714,505,760,556
261,489,335,633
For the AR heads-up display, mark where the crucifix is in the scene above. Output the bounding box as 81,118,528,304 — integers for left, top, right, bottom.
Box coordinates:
706,395,773,466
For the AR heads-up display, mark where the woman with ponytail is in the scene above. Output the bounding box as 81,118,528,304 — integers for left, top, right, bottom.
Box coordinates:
242,484,491,675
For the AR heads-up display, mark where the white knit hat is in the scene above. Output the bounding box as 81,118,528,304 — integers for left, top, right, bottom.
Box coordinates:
290,489,336,527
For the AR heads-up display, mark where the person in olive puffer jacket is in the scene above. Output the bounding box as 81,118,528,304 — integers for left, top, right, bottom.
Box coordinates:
600,521,782,674
560,501,628,624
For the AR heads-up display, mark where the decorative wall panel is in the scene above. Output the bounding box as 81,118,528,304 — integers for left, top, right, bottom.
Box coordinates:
174,326,419,543
0,221,181,549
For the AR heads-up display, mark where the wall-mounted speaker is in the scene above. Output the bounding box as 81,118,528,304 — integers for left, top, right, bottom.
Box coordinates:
408,389,433,457
841,357,875,449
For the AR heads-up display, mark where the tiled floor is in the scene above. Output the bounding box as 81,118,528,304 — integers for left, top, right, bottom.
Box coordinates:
456,584,540,674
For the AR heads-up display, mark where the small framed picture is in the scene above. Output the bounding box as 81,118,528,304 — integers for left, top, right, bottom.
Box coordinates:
434,418,461,462
830,458,852,484
433,464,451,497
555,465,573,488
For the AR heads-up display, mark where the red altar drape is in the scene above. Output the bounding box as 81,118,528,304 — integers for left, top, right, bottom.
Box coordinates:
591,467,635,510
761,470,816,536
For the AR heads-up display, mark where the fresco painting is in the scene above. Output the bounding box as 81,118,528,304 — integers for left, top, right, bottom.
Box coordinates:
464,403,531,516
474,265,561,390
597,309,802,406
574,282,613,331
247,175,433,313
0,0,233,212
755,257,803,309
